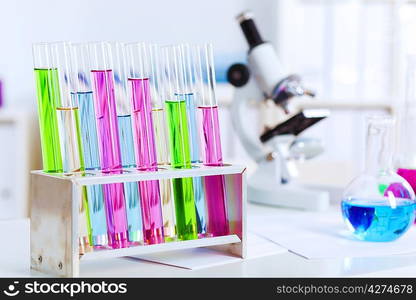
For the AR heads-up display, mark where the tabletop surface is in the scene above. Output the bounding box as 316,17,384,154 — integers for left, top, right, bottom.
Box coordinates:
1,203,416,278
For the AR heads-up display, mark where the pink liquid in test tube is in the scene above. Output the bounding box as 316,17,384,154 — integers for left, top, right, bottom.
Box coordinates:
199,105,229,236
91,69,129,248
129,78,164,244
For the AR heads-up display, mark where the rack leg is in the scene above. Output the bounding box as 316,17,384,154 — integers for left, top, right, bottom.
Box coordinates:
208,171,246,258
30,174,79,277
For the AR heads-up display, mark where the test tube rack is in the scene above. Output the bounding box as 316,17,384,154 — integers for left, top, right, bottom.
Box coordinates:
30,164,246,277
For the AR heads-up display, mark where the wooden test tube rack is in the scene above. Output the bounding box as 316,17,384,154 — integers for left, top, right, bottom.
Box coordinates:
30,164,246,277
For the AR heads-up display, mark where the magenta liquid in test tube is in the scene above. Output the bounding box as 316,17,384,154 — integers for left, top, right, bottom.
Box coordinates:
195,44,229,237
88,42,129,248
126,43,164,244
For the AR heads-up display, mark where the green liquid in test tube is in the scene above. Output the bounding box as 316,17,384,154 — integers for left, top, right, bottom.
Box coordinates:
33,68,63,172
165,99,198,240
33,43,92,252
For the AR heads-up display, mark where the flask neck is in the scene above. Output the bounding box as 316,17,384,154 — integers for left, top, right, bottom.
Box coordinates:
364,117,395,175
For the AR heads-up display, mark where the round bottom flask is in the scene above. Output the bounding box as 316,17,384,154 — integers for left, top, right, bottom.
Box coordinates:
341,116,416,242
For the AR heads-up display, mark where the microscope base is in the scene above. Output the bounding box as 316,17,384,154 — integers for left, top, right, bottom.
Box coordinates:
248,182,330,211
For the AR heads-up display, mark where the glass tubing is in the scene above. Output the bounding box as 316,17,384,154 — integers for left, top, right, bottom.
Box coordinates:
180,44,207,236
88,42,129,249
193,44,229,236
161,45,198,241
125,43,165,244
108,42,143,244
33,42,92,254
33,43,63,173
71,43,108,248
33,41,229,249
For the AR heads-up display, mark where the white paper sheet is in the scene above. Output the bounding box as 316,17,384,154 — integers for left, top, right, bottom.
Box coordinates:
249,208,416,259
132,248,240,270
132,232,287,270
246,232,288,259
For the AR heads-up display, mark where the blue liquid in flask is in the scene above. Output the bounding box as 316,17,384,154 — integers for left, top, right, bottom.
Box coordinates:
341,198,416,242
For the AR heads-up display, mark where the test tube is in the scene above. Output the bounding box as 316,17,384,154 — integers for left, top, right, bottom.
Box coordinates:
71,43,108,247
195,44,229,236
110,42,143,243
126,42,165,244
50,42,92,252
178,44,207,236
32,43,63,172
161,45,198,241
140,44,176,240
88,42,129,248
150,47,177,241
51,42,85,173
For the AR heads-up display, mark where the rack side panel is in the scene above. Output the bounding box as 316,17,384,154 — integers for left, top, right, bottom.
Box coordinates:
30,173,75,277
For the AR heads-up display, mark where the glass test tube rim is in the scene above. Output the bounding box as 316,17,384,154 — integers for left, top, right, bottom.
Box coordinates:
33,41,71,69
126,42,164,109
53,42,78,108
87,41,114,71
161,44,188,96
70,43,95,94
194,43,218,108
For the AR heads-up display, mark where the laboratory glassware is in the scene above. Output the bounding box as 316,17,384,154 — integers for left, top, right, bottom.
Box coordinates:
342,116,416,242
179,44,207,236
52,42,91,252
109,42,142,243
71,43,108,247
141,44,177,241
161,45,198,241
88,42,129,248
397,56,416,199
126,42,165,244
51,42,85,174
195,44,229,237
33,42,91,253
33,43,63,173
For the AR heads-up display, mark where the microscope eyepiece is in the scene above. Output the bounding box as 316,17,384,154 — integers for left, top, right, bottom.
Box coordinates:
236,11,264,50
227,63,250,87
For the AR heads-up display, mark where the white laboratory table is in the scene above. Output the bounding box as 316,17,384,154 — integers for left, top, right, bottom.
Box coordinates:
1,203,416,278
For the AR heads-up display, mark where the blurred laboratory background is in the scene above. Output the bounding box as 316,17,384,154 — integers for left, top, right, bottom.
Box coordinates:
0,0,415,219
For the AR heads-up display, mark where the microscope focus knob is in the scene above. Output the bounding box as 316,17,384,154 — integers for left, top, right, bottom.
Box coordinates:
227,63,250,87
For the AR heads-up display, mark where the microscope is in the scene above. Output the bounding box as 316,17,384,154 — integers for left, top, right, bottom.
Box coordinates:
227,11,330,211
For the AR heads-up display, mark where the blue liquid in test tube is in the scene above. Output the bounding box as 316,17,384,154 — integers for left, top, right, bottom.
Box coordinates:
183,93,207,235
118,114,143,243
75,91,108,247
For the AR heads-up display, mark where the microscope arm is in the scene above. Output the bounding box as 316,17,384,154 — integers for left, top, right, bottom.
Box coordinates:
230,79,269,163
